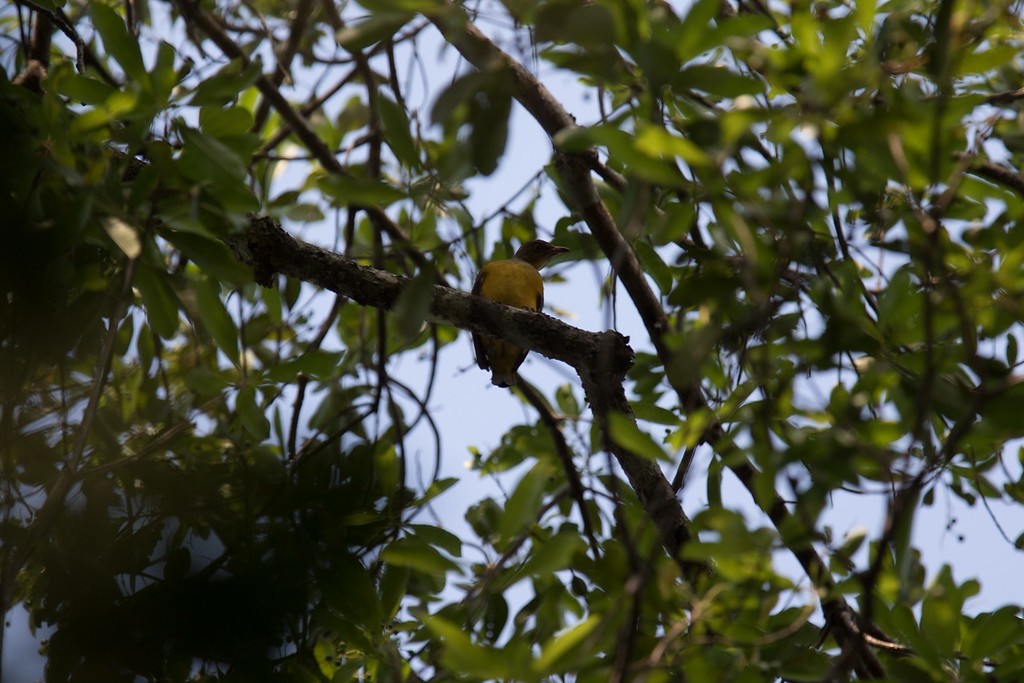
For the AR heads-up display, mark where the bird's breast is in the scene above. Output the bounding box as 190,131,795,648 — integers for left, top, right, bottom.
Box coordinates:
478,260,543,310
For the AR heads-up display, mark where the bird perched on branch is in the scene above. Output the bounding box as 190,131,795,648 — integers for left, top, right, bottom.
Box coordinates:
472,239,569,387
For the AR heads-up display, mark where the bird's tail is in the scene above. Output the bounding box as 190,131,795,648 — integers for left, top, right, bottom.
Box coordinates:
490,371,516,388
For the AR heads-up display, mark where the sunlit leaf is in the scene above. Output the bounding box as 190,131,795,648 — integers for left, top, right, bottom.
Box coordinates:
101,216,141,259
534,614,602,674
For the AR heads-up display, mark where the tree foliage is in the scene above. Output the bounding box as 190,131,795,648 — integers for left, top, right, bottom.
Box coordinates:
3,0,1024,681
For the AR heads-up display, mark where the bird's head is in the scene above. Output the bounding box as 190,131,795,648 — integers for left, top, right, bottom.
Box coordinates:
514,239,569,269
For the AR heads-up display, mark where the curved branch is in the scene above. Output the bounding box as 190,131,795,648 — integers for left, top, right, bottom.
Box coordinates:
429,4,713,428
425,4,903,671
230,216,708,578
961,155,1024,196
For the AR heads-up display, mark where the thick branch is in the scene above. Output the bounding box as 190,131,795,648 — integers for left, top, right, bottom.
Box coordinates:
231,217,706,576
426,4,900,669
429,5,711,422
231,218,628,373
962,156,1024,196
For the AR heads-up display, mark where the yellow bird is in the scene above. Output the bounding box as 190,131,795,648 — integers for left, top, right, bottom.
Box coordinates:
472,239,569,387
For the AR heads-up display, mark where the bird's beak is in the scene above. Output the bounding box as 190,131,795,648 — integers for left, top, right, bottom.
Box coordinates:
548,246,570,265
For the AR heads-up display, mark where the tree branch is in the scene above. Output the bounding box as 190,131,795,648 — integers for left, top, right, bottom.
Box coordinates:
425,4,903,670
230,216,708,578
960,154,1024,196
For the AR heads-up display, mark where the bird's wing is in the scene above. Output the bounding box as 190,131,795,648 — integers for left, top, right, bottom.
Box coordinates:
471,266,490,370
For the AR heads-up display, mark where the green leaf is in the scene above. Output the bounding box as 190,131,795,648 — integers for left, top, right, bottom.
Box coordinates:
149,41,179,104
200,105,254,138
409,524,462,557
778,649,830,682
675,0,723,62
979,381,1024,435
677,64,763,98
499,461,555,542
264,350,346,382
54,73,117,105
90,3,147,83
892,486,920,592
392,271,434,342
313,638,338,678
481,594,509,644
921,591,959,658
534,614,602,674
964,606,1024,659
555,384,580,417
855,0,877,33
177,127,259,212
468,90,511,176
701,14,774,56
417,476,459,506
430,70,484,124
381,535,460,576
69,89,139,134
374,442,399,494
430,68,512,175
378,95,420,168
236,383,270,441
634,240,674,296
607,412,667,461
631,401,679,426
877,266,919,341
101,216,141,259
282,203,325,223
337,13,412,51
178,127,248,182
318,554,384,634
634,123,710,167
185,367,231,397
134,263,180,338
379,563,409,622
707,456,723,508
554,125,688,187
160,229,252,285
195,276,239,366
422,615,509,680
317,174,407,207
188,58,263,106
516,531,586,581
958,44,1022,77
466,497,502,540
535,2,617,49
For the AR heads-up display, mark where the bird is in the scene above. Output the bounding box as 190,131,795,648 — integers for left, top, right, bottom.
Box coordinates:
471,239,569,387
